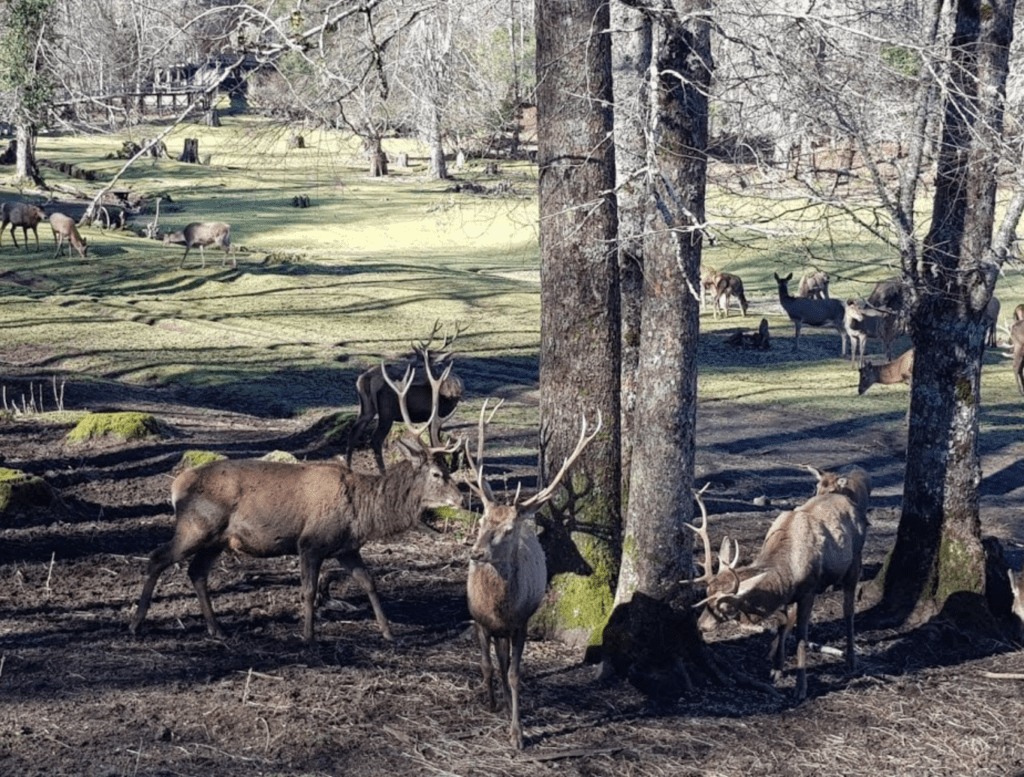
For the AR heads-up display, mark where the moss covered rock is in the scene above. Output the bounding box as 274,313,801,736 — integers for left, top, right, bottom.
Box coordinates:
173,449,228,474
65,412,168,445
260,450,299,463
0,467,58,525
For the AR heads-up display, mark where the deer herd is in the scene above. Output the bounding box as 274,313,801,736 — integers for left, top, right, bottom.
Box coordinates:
4,198,1023,747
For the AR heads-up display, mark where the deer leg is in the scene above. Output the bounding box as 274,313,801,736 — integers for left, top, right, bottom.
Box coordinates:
187,546,228,639
493,635,513,711
770,605,795,683
474,622,497,710
336,550,393,640
508,627,528,750
199,243,207,269
129,541,181,635
793,321,802,350
793,595,816,701
843,579,857,672
299,549,328,643
179,245,190,269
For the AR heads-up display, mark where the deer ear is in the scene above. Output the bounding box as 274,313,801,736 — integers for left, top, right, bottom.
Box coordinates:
394,436,427,463
735,571,769,597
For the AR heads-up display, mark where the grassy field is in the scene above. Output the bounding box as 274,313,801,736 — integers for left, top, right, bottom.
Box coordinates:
2,113,1023,430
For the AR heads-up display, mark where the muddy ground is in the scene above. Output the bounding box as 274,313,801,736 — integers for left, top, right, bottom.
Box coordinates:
1,367,1024,777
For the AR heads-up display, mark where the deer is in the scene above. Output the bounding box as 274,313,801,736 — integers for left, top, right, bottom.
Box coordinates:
858,348,914,395
49,212,88,259
844,298,896,368
700,266,720,311
1014,303,1024,323
774,272,848,354
866,275,909,334
163,222,235,269
1010,318,1024,395
346,322,465,473
984,296,1000,348
129,359,463,643
1008,568,1024,640
799,270,830,300
688,470,869,700
0,201,45,252
465,400,602,750
711,272,749,318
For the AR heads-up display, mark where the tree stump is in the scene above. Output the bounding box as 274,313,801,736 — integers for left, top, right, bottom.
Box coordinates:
178,138,199,164
369,150,388,177
397,152,409,167
288,134,305,149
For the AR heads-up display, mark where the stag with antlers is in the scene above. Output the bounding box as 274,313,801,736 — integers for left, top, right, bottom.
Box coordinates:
346,321,466,473
465,400,602,749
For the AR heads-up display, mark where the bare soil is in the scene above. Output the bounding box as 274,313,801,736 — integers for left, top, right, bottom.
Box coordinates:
2,370,1024,777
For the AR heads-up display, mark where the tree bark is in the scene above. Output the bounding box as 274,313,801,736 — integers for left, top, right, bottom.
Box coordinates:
600,2,712,692
534,0,621,651
14,123,43,186
612,4,651,499
880,0,1020,625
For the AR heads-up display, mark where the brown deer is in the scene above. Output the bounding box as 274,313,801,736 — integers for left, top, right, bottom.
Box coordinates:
774,272,848,353
700,266,720,311
799,270,830,300
347,322,465,473
983,296,1000,348
844,299,896,368
49,213,88,259
712,272,749,318
0,201,45,251
466,401,601,750
129,361,463,643
858,348,914,395
1010,318,1024,395
163,222,234,269
689,471,869,700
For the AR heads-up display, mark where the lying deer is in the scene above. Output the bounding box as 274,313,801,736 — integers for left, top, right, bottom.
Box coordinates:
130,360,463,643
844,299,896,368
689,468,869,700
712,272,749,318
163,222,235,269
774,272,847,354
347,322,465,473
0,201,45,251
49,213,88,259
466,401,601,750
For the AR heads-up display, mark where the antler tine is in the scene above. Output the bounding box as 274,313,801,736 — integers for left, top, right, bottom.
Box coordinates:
685,482,716,587
519,410,603,510
379,361,434,441
419,346,460,449
467,398,503,505
413,319,445,354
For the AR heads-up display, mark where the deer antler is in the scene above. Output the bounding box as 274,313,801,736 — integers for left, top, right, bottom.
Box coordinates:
380,355,460,454
414,319,467,356
466,398,504,506
687,483,716,587
518,411,603,511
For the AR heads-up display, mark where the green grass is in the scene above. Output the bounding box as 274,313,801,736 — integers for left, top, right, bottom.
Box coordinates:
2,114,1022,429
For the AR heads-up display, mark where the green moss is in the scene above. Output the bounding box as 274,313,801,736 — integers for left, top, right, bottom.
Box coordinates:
537,532,618,647
955,378,975,406
177,449,228,471
0,467,54,519
319,411,357,445
260,450,299,463
65,412,167,444
934,532,985,604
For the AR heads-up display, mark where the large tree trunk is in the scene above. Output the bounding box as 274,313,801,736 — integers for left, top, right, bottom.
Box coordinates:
533,0,621,651
880,0,1020,624
14,123,43,186
612,4,651,497
600,5,712,692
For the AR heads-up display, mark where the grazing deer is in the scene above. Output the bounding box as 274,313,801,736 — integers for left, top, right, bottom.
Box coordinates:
163,222,234,269
347,322,464,473
1010,319,1024,395
799,271,830,300
0,201,45,251
712,272,749,318
844,299,896,368
130,362,463,643
867,275,909,334
466,401,601,750
700,266,719,311
689,472,869,700
49,213,88,259
774,272,848,354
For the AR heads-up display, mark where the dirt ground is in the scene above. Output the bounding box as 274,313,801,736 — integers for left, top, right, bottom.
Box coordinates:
2,369,1024,777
